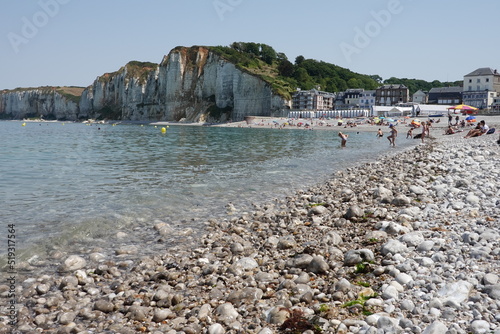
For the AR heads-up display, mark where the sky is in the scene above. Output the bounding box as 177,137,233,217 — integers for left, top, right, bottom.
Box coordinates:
1,0,499,90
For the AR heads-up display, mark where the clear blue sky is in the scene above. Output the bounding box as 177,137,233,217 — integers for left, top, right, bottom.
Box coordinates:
1,0,499,90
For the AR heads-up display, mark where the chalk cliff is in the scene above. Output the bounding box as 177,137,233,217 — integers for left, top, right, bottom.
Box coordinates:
0,88,81,120
80,46,289,122
0,46,289,121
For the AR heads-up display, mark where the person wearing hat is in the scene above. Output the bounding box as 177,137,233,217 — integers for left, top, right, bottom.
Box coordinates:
387,124,398,147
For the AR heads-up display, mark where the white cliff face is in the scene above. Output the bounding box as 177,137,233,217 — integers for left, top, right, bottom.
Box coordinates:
80,46,289,121
0,46,290,122
0,89,79,120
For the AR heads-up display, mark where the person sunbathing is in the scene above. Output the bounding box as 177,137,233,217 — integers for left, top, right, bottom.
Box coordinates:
465,120,488,138
444,126,455,135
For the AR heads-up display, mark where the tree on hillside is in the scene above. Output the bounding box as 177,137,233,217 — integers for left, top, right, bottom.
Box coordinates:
278,59,295,77
260,44,277,65
370,75,383,83
295,55,305,66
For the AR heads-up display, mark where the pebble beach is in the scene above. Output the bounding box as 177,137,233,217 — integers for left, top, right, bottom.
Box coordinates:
2,116,500,334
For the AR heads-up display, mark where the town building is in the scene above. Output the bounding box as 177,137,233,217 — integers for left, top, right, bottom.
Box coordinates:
462,67,500,109
291,88,336,110
359,90,376,108
491,96,500,111
343,89,364,107
375,84,409,106
427,86,462,105
412,90,428,104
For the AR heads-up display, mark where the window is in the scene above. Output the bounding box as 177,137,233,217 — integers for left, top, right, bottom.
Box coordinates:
477,79,480,83
486,78,490,82
469,79,472,83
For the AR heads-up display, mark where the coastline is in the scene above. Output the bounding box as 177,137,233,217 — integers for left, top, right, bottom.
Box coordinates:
2,118,500,333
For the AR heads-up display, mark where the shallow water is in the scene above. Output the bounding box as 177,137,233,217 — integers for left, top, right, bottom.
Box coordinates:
0,121,415,267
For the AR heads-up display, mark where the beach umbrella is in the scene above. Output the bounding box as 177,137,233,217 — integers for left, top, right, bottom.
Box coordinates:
465,115,476,120
448,104,478,110
385,118,395,122
448,104,478,114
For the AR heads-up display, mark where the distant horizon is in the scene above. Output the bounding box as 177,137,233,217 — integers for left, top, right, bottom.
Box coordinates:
1,1,499,90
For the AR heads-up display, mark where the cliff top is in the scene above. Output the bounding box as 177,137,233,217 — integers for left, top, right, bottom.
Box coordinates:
1,86,84,95
97,61,159,85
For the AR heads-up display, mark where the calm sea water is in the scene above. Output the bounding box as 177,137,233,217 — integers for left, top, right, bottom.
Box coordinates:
0,121,415,268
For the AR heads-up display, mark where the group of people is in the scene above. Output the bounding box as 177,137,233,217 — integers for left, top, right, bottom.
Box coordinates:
337,117,497,147
464,120,491,138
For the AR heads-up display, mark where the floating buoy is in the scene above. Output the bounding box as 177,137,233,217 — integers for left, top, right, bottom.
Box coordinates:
22,122,26,126
161,127,167,133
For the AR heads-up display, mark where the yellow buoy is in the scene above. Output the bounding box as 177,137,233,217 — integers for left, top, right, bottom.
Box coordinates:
22,122,26,126
161,127,167,133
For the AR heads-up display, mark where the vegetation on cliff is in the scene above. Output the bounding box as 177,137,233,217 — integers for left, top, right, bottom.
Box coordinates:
97,61,158,85
382,77,463,95
210,42,463,98
0,86,84,104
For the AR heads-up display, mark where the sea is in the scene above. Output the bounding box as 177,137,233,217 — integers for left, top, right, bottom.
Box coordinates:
0,120,416,271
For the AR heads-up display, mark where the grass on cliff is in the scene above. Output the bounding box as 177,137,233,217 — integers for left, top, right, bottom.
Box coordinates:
98,61,159,85
1,86,84,104
210,44,297,100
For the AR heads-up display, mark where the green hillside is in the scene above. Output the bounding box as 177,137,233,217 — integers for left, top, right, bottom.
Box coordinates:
210,42,379,100
210,42,463,98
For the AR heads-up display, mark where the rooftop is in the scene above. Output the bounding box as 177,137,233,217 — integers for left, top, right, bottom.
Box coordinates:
428,86,463,93
378,84,407,89
464,67,499,77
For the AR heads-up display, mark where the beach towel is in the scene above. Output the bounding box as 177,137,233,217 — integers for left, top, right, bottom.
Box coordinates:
486,128,495,134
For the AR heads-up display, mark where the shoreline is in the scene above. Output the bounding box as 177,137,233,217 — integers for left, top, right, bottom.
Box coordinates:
2,120,500,333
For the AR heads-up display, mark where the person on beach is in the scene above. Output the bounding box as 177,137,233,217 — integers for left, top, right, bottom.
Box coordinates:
455,115,460,125
377,128,383,138
465,120,489,138
338,131,348,147
444,125,455,135
406,128,413,139
420,121,428,143
387,124,397,147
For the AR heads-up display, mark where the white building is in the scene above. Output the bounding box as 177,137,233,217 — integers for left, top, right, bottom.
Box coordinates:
360,90,376,108
291,88,336,110
462,67,500,109
412,90,428,104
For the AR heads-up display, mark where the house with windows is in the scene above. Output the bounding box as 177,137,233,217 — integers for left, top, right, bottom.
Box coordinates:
462,67,500,109
375,84,409,106
343,89,364,107
412,90,428,104
291,88,336,110
427,86,462,105
360,90,376,108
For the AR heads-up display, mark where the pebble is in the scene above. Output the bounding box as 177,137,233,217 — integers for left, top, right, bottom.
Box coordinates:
3,133,499,333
